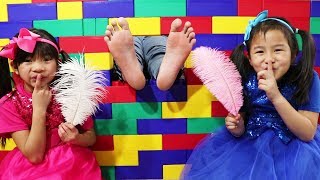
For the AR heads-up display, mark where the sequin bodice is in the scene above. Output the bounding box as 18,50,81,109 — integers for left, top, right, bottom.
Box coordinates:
244,73,297,144
8,84,64,131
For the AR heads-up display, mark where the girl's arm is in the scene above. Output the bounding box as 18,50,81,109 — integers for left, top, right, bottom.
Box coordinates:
258,62,318,142
58,123,96,147
11,110,47,164
272,97,318,141
11,75,51,164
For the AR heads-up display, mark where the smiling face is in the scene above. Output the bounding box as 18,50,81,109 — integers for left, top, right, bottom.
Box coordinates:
15,54,58,92
248,30,293,80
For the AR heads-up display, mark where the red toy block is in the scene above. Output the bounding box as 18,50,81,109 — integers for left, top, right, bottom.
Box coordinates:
211,101,228,117
91,135,114,151
285,17,310,31
315,67,320,75
162,134,207,150
103,81,136,103
59,36,109,53
264,1,310,18
161,17,212,35
185,68,203,85
238,0,263,16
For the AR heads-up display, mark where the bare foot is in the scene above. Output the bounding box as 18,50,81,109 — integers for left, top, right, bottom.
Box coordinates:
156,18,196,90
104,17,146,90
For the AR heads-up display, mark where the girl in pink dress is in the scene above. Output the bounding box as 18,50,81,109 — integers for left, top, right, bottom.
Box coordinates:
0,28,102,179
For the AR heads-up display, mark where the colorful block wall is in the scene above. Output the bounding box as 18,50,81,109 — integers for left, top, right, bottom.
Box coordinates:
0,0,319,179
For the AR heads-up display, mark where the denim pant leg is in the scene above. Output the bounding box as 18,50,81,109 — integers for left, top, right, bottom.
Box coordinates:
113,36,145,81
142,36,184,80
142,36,167,79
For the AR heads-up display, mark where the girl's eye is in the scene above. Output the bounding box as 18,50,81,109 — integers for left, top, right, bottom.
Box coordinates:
275,49,283,52
44,56,53,61
255,51,263,54
24,57,32,62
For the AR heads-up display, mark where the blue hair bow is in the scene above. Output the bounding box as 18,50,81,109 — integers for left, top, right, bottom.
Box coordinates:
243,10,295,46
243,10,268,45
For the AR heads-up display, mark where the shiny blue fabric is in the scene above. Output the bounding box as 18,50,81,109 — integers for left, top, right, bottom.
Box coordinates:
181,72,320,180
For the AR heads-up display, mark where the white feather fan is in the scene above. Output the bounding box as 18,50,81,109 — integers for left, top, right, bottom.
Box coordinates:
51,55,107,125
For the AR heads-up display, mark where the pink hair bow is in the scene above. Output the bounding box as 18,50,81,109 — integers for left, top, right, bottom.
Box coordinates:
0,28,59,60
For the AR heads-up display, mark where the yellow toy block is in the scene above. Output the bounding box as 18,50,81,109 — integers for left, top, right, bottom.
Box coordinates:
162,101,211,118
109,17,161,36
0,39,14,71
94,150,138,166
163,164,185,179
212,16,254,34
0,3,8,22
113,135,162,151
57,2,82,20
162,85,214,118
0,138,16,151
4,0,31,4
184,53,192,68
187,85,216,103
84,52,113,70
0,39,9,47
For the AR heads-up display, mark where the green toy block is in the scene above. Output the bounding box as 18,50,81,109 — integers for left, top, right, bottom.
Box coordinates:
33,19,83,37
112,102,162,119
187,117,225,134
100,166,115,180
134,0,186,17
95,118,137,135
68,53,83,63
83,18,96,36
96,18,108,36
310,18,320,34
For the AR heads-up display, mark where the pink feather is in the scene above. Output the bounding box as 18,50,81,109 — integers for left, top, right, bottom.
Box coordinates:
192,46,243,116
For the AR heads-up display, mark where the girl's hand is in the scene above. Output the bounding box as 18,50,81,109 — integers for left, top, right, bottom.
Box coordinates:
32,74,52,112
225,113,245,137
257,60,281,102
58,122,79,143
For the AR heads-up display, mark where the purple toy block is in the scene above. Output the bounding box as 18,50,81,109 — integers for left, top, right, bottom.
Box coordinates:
94,103,112,119
100,70,111,86
316,52,320,67
311,1,320,17
136,79,187,102
8,3,57,21
115,150,187,179
187,0,237,16
0,21,33,38
83,0,134,18
137,118,187,134
195,34,241,51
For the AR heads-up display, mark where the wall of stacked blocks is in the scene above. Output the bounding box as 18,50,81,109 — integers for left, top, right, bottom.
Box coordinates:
0,0,320,179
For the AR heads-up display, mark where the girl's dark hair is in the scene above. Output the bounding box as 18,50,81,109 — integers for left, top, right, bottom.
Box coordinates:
0,28,70,148
231,17,316,105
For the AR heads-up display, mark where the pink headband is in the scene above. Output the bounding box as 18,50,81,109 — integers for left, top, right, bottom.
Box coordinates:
0,28,60,60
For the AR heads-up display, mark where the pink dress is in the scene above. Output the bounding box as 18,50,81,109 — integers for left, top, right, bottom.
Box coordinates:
0,84,102,179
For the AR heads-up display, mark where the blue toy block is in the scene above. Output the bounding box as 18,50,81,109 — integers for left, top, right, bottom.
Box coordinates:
115,150,187,179
137,118,187,134
83,0,134,18
136,79,187,102
8,3,57,22
0,21,33,38
187,0,237,16
311,1,320,17
195,34,241,51
94,103,112,119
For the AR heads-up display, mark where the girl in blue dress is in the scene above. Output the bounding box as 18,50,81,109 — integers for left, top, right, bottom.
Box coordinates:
181,10,320,180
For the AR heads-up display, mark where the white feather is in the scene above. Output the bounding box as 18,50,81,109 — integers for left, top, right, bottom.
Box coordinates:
51,55,107,125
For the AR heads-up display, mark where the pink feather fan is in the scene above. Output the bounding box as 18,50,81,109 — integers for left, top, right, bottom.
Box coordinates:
192,46,243,116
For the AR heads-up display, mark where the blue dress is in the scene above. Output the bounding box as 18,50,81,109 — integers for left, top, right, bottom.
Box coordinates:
181,72,320,180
